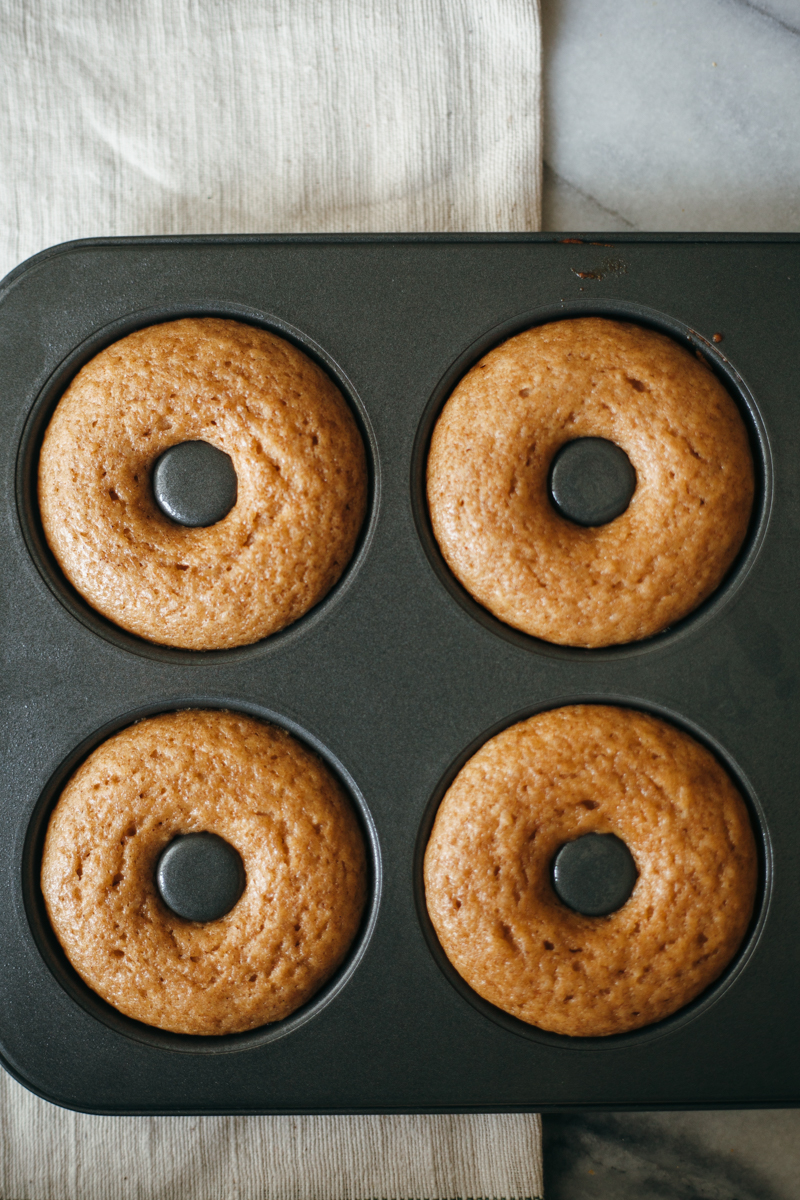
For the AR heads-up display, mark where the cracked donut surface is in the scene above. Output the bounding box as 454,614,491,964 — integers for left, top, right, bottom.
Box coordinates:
427,317,754,647
39,317,367,650
41,709,368,1035
424,705,758,1037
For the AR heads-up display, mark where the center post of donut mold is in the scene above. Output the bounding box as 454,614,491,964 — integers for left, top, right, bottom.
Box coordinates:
151,440,238,528
551,833,639,917
548,437,637,528
156,832,246,923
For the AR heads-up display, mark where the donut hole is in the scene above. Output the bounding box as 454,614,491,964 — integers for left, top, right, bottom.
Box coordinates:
551,833,639,918
151,441,239,529
548,437,638,528
155,833,246,924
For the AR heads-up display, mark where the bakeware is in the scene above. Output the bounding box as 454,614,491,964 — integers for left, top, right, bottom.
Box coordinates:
1,233,798,1114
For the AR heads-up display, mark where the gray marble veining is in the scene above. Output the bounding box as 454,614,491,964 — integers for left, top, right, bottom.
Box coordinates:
544,1110,800,1199
541,0,800,232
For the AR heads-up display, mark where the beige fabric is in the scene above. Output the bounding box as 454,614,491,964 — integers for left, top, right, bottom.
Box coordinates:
0,0,542,281
0,0,543,1195
0,1071,543,1200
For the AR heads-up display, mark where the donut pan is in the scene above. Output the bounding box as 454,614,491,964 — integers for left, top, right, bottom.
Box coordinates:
0,233,798,1114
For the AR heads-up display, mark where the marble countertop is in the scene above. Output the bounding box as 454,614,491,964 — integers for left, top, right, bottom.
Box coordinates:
544,1109,800,1199
540,2,800,1196
541,0,800,233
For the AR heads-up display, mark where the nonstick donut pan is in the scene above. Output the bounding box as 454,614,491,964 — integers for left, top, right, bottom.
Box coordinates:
0,233,798,1114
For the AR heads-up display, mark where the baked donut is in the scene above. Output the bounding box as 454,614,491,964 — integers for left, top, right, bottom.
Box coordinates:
41,710,368,1036
424,705,757,1037
38,318,368,650
427,317,754,647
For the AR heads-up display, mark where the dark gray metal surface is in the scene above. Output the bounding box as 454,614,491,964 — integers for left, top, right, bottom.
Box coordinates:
0,234,798,1114
152,440,238,528
156,833,246,923
549,437,637,527
552,834,638,917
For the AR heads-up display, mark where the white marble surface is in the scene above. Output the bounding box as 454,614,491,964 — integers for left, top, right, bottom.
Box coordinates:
541,3,800,1196
541,0,800,232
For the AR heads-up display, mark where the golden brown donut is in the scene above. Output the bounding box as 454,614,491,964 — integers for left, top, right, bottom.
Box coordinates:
427,318,754,647
424,705,757,1037
41,710,368,1036
38,318,367,650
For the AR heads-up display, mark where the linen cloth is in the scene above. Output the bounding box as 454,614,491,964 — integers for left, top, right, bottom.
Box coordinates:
0,1,543,1196
0,0,541,280
0,1078,543,1200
